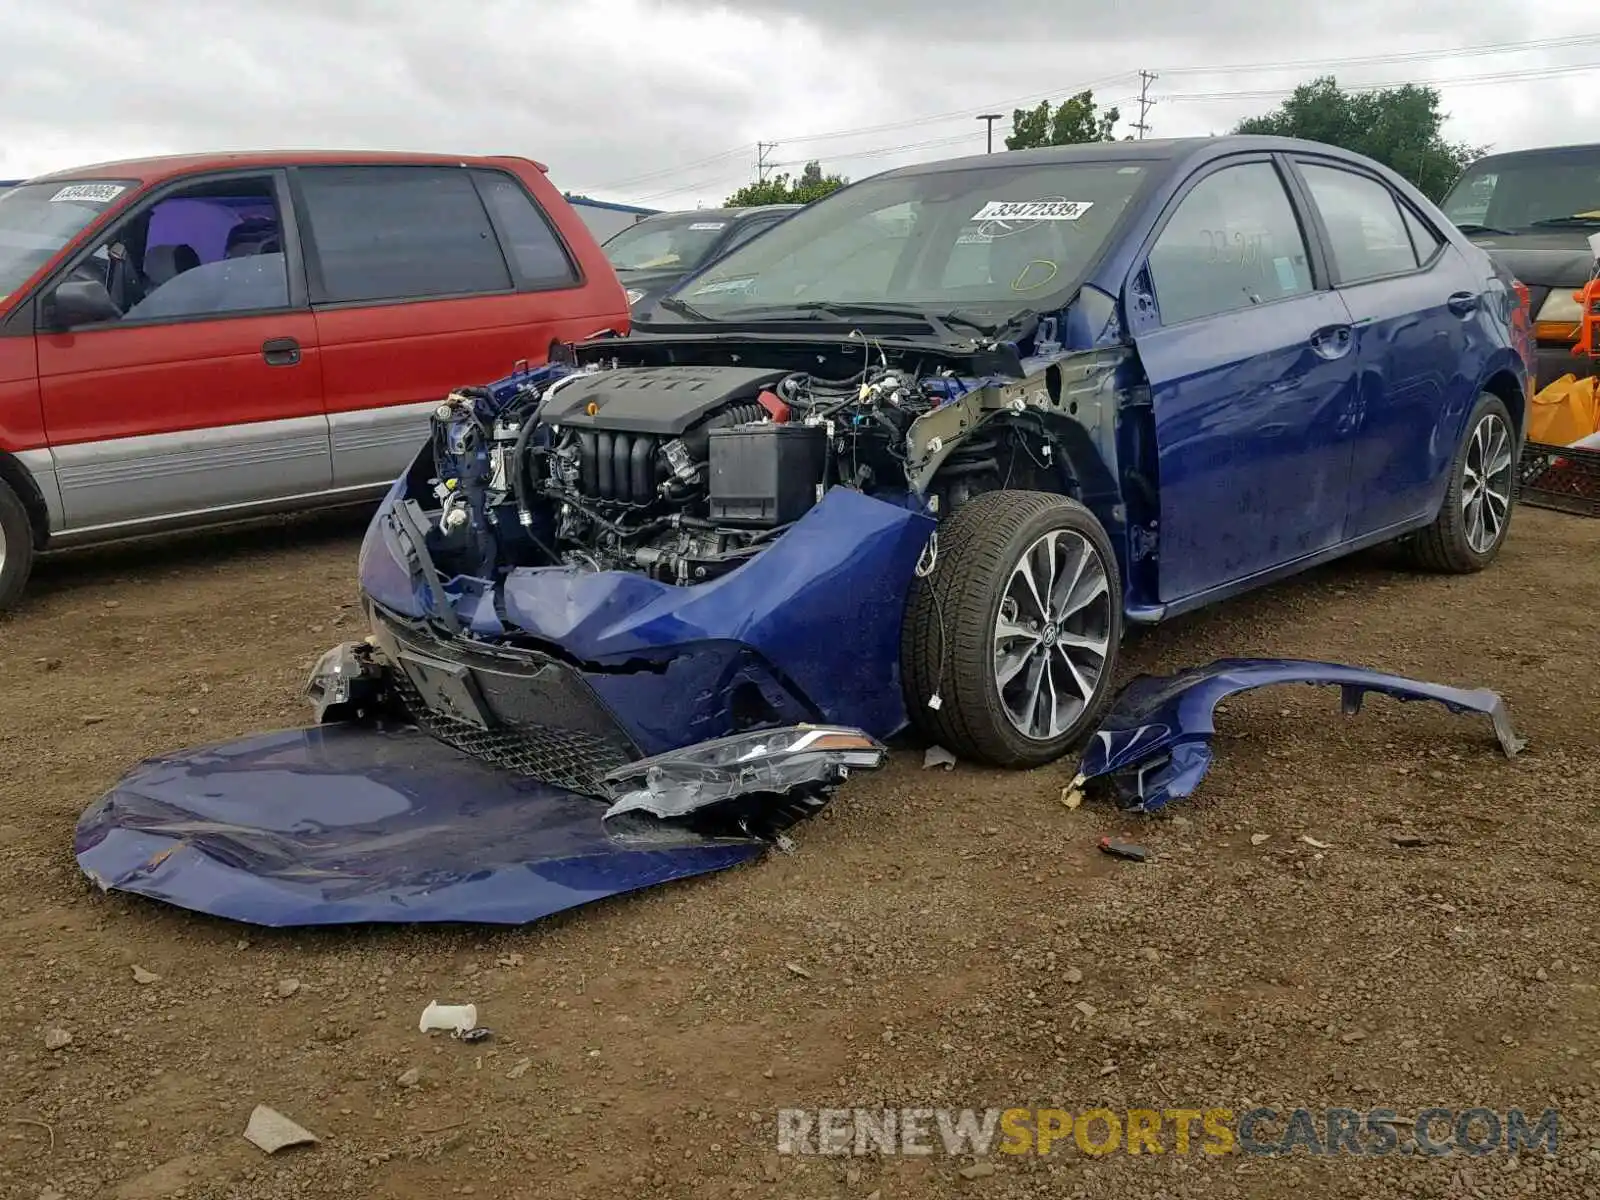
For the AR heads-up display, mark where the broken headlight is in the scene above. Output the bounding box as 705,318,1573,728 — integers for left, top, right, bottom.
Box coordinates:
305,640,390,724
598,725,887,827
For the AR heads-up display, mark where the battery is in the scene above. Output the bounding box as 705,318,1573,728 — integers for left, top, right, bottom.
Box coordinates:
707,422,828,527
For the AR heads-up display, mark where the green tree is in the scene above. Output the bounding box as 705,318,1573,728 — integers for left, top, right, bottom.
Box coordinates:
1005,90,1121,150
1233,76,1484,200
725,160,847,206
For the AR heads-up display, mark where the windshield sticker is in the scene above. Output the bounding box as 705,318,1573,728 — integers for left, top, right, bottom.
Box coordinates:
1272,256,1299,292
50,183,126,204
956,231,995,244
688,222,727,230
971,199,1093,223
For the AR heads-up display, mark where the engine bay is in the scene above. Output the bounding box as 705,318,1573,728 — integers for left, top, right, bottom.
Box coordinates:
411,336,1128,590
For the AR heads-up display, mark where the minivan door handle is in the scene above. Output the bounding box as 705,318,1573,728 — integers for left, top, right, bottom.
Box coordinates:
262,337,301,367
1447,291,1480,316
1309,324,1354,360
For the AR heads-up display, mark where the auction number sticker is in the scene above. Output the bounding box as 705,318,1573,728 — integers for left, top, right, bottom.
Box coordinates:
970,199,1093,222
50,183,126,203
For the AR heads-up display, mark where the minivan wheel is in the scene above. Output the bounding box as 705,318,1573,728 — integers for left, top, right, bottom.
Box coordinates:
0,479,34,613
1401,393,1517,573
902,490,1123,768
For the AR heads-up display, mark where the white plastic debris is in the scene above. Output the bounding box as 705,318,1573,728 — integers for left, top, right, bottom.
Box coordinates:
923,745,957,770
243,1104,318,1154
419,1000,478,1034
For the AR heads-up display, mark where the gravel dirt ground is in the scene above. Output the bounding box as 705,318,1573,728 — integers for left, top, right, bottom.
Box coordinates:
2,504,1597,1200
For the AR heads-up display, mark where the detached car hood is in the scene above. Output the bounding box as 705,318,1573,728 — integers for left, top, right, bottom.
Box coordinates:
1467,230,1597,288
74,724,768,927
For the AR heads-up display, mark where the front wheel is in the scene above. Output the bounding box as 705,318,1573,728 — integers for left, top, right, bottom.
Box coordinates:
902,490,1123,768
0,478,35,614
1400,393,1517,573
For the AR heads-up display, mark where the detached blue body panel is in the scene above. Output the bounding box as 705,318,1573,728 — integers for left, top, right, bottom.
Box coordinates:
1077,658,1525,813
74,725,764,927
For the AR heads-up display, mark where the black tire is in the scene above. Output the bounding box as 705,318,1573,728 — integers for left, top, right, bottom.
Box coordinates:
1400,393,1517,574
901,490,1123,768
0,478,34,614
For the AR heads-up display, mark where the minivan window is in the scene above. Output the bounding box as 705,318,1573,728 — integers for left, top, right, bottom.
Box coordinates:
0,180,132,301
471,170,578,288
1441,147,1600,231
297,165,514,304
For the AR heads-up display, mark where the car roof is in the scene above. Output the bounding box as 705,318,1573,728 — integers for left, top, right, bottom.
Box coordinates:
24,150,546,185
1460,142,1600,168
878,135,1380,178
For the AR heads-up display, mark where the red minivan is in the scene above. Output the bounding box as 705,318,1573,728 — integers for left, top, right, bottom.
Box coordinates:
0,151,630,611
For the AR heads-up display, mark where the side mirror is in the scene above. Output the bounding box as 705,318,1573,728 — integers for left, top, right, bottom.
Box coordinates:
43,279,121,331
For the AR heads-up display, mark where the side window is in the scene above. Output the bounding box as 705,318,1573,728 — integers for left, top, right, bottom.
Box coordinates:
1401,204,1443,263
1148,161,1313,326
1299,163,1419,283
297,166,513,304
471,170,579,288
67,175,290,324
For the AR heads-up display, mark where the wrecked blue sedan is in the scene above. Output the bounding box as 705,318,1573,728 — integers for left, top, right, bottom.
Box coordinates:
78,136,1536,926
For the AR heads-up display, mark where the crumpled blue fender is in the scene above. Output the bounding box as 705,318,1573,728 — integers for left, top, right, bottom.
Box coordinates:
1075,658,1526,813
74,724,767,927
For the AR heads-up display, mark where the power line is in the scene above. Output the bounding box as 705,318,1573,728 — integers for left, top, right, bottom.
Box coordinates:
1131,70,1158,139
755,141,779,183
1155,31,1600,78
592,31,1600,201
1166,59,1600,102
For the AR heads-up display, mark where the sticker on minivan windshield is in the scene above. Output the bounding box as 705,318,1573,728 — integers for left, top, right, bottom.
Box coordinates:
50,183,126,204
688,222,727,230
971,199,1093,222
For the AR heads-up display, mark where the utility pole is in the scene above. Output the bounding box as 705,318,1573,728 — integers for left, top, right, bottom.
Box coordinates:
1131,71,1158,140
976,113,1004,154
755,142,779,183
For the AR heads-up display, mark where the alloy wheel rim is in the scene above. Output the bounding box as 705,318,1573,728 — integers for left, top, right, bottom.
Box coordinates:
992,528,1113,741
1461,412,1514,555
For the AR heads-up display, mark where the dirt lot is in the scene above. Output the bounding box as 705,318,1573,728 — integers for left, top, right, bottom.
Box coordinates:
2,504,1598,1200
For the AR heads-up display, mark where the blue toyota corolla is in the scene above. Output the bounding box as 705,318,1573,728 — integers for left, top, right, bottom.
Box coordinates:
78,135,1535,926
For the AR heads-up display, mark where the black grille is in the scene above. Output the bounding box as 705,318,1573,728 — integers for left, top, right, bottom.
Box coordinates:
388,668,633,795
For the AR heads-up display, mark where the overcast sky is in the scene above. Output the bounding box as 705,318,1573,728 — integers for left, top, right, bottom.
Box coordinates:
2,0,1597,211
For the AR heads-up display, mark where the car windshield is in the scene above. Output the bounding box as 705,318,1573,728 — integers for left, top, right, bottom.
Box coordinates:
676,160,1152,319
604,214,734,272
0,179,133,301
1441,147,1600,232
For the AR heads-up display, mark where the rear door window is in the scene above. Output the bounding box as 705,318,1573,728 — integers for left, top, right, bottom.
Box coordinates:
1298,163,1420,283
296,165,514,304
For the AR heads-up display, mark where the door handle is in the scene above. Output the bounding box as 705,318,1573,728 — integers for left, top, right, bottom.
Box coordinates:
1447,291,1479,316
262,337,301,367
1309,324,1354,360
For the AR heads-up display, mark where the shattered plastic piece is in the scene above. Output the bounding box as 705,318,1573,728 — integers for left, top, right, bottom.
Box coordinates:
1098,838,1149,862
599,725,886,836
419,1001,478,1034
456,1026,492,1043
243,1105,318,1154
1078,659,1526,814
923,745,957,770
1060,781,1083,810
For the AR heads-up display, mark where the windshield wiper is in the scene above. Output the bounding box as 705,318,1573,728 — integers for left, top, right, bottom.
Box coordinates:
732,301,1016,341
1529,214,1600,228
1455,221,1516,235
656,295,718,321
